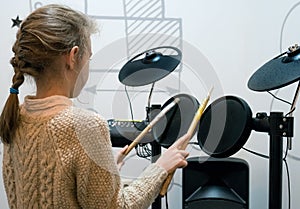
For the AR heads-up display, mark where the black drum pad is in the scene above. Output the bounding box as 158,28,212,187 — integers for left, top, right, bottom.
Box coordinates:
152,93,199,148
197,96,252,158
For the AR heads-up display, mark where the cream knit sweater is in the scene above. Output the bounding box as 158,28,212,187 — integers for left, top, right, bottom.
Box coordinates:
2,95,168,209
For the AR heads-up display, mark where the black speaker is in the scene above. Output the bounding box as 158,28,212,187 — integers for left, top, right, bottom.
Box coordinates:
182,157,249,209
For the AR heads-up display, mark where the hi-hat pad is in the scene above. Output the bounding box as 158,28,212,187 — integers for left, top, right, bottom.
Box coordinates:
248,44,300,91
197,96,252,158
152,93,199,148
118,46,182,86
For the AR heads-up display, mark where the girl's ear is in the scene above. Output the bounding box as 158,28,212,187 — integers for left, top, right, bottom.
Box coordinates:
67,46,79,70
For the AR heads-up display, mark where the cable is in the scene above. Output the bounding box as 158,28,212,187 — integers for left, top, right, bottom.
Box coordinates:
269,89,280,113
272,51,287,60
135,143,152,158
242,147,269,159
146,83,157,123
242,147,291,209
124,85,136,123
147,83,155,110
164,180,182,209
267,91,292,106
124,85,153,159
124,85,144,131
283,159,291,209
285,107,296,117
188,141,198,145
165,192,169,209
283,137,291,209
283,136,290,161
242,139,291,209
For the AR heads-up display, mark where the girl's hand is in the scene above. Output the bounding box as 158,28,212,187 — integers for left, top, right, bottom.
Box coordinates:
115,145,128,171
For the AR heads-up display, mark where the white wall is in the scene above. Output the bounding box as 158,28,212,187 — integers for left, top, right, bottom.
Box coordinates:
1,0,300,208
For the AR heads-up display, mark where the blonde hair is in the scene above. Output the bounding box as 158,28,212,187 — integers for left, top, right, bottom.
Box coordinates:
0,4,97,143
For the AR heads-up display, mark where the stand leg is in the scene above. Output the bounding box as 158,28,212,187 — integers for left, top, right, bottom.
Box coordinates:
151,141,162,209
269,113,283,209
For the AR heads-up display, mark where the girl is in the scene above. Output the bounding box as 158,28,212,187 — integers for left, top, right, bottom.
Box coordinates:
0,4,189,209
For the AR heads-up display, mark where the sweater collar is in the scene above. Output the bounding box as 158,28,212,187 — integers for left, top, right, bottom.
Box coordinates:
21,95,73,119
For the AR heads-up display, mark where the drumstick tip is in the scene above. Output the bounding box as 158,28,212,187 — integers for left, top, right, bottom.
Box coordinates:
173,97,180,104
208,86,214,97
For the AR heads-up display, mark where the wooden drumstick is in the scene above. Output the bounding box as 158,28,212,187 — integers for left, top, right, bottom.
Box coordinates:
123,98,180,156
159,87,213,197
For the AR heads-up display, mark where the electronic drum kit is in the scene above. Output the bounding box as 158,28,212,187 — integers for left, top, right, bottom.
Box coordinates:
113,44,300,209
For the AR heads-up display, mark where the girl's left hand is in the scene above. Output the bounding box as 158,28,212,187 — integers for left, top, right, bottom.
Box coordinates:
115,145,128,171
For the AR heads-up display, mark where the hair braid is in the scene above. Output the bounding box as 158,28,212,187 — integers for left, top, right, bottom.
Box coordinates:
0,56,26,143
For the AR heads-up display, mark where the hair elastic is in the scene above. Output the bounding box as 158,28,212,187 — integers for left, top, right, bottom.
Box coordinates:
10,87,19,94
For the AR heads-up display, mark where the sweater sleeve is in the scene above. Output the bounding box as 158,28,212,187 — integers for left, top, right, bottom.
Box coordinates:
51,107,168,209
116,163,168,209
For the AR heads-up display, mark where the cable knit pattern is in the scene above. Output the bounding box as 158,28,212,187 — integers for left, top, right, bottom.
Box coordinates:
2,95,168,209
